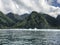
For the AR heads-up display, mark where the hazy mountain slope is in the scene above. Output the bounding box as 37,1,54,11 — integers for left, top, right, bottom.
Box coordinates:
6,13,29,22
6,12,19,22
46,15,58,26
56,15,60,26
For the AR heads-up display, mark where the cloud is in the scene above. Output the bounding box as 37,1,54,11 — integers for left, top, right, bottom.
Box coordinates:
57,0,60,4
0,0,4,12
46,0,60,18
0,0,60,18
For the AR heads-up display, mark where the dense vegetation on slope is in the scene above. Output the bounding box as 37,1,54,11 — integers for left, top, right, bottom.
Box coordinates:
13,11,50,29
0,12,15,28
0,11,60,29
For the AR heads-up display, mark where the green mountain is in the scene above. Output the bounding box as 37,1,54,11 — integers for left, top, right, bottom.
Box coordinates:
13,11,50,29
6,12,20,22
6,12,29,22
0,11,60,29
0,12,15,28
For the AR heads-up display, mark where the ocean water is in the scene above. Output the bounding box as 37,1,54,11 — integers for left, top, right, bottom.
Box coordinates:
0,30,60,45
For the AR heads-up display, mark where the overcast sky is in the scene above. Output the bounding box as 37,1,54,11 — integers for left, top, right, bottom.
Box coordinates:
0,0,60,18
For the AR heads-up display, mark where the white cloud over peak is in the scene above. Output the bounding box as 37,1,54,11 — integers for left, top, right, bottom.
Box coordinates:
0,0,60,18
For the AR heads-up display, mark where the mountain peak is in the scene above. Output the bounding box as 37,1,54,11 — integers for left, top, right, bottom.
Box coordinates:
30,11,39,15
7,12,14,15
0,11,60,29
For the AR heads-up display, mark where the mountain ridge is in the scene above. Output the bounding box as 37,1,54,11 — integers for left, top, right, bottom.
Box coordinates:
0,11,60,29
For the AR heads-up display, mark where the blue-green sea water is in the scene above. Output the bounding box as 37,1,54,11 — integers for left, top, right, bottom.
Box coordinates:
0,30,60,45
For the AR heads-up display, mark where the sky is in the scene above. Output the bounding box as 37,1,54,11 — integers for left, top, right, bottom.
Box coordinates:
0,0,60,18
